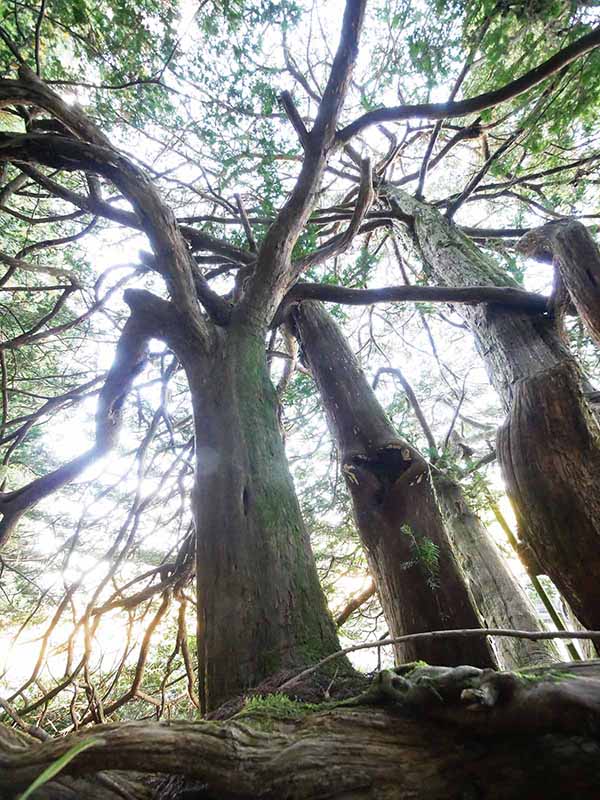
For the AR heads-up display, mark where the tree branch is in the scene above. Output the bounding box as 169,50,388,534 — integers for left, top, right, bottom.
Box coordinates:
335,577,376,626
518,220,600,346
273,281,554,326
339,26,600,142
0,305,157,547
0,131,207,335
374,367,438,456
238,0,367,326
299,156,374,269
279,90,310,149
16,163,253,265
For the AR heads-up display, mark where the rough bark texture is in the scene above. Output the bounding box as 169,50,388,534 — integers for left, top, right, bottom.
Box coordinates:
434,476,559,667
180,320,341,711
401,193,600,633
496,360,600,629
293,301,549,668
519,219,600,346
3,663,600,800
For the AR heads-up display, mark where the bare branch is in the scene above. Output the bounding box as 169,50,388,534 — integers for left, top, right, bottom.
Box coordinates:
273,281,554,326
0,131,207,334
339,26,600,142
416,14,491,199
279,628,600,691
0,251,81,286
17,164,253,264
374,367,438,457
335,577,376,626
299,156,374,269
234,193,258,253
0,305,157,547
34,0,47,76
279,90,310,149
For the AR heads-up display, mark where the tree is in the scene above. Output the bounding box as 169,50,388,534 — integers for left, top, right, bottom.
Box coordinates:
389,189,600,632
1,0,600,795
293,299,557,668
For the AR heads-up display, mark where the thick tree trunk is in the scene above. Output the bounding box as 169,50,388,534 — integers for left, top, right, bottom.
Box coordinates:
181,321,341,711
4,663,600,800
293,301,550,668
401,194,600,634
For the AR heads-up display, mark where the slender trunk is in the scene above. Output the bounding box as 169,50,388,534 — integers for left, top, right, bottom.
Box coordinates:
405,195,600,632
293,301,498,668
181,321,341,711
435,476,558,666
560,599,598,660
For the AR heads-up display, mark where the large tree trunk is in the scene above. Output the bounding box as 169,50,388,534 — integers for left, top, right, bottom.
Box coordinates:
4,662,600,800
180,320,341,711
293,301,551,668
397,192,600,634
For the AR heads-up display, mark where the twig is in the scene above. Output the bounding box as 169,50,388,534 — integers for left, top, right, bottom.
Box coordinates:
234,193,258,253
442,380,466,453
34,0,47,76
278,628,600,691
0,26,26,64
0,351,7,445
416,13,491,199
373,367,437,457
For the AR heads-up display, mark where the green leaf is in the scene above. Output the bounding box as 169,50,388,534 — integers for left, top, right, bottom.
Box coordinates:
18,737,103,800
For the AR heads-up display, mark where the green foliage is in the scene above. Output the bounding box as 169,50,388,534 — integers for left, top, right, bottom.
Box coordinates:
235,692,333,731
400,525,441,589
18,737,102,799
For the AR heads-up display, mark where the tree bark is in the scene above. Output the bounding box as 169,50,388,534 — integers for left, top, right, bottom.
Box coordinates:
398,193,600,633
177,319,342,711
3,663,600,800
434,476,559,667
293,301,552,668
519,219,600,346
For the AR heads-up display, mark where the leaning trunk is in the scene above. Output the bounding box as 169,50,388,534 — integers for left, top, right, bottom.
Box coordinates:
434,476,558,667
293,301,498,668
400,193,600,634
181,321,341,711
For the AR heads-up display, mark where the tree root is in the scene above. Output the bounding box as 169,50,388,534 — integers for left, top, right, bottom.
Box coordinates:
1,664,600,799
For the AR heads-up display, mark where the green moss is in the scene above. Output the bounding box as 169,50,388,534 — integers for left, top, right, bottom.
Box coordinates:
395,660,429,676
243,693,322,715
235,693,333,730
516,668,577,684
